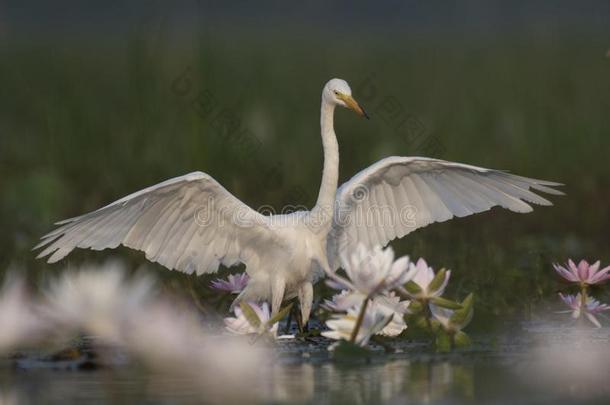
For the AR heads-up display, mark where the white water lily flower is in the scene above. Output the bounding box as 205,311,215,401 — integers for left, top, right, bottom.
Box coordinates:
407,258,451,299
331,244,415,296
324,290,410,337
375,293,410,336
559,293,610,328
378,313,407,337
322,290,366,312
224,302,278,336
322,301,393,346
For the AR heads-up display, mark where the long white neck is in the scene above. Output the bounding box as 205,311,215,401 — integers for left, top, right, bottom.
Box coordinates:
311,99,339,231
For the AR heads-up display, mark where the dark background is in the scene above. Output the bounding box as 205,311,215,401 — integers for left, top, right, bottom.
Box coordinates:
1,0,609,325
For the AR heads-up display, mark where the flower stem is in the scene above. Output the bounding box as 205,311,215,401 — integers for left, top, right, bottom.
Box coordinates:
421,298,433,331
580,285,588,315
350,297,370,344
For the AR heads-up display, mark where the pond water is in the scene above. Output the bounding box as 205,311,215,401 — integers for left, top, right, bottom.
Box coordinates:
2,323,610,404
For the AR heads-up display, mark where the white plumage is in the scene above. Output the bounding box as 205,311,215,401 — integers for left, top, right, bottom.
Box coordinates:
327,156,562,269
35,78,562,322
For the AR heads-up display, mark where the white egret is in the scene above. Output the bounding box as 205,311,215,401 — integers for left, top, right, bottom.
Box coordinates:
35,78,562,323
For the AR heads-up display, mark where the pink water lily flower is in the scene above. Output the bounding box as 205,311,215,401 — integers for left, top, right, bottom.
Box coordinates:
553,259,610,286
559,293,610,328
211,273,249,294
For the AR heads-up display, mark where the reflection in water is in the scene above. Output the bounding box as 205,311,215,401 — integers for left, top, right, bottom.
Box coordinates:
265,359,474,404
1,358,477,404
267,363,316,403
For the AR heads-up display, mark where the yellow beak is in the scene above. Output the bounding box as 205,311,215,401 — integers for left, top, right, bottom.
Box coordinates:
337,93,369,119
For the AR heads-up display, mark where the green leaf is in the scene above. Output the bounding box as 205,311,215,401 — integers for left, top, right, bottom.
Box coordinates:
414,315,440,333
414,314,429,330
404,281,422,296
427,268,448,294
370,335,394,353
331,340,373,361
408,300,423,314
435,329,451,353
449,293,474,329
454,331,471,348
429,296,463,310
267,302,293,326
296,328,321,338
239,302,261,329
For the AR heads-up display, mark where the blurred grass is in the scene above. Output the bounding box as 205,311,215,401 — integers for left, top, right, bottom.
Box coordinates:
1,32,609,325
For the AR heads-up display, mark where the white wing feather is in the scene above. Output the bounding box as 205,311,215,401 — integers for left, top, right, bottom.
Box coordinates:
35,172,275,275
327,157,563,269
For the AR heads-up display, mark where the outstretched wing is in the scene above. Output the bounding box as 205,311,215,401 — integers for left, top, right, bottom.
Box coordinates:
327,157,563,269
35,172,276,274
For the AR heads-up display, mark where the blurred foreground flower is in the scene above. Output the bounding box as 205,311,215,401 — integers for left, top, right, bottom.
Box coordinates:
559,293,610,328
125,300,266,403
322,301,393,346
402,258,451,300
0,389,20,405
27,261,266,403
553,259,610,286
43,260,155,342
211,273,249,293
0,274,46,353
330,245,415,296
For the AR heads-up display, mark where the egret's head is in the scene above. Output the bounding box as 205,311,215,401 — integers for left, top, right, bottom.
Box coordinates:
323,78,369,119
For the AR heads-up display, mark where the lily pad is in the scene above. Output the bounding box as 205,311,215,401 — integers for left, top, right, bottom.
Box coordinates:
331,340,374,361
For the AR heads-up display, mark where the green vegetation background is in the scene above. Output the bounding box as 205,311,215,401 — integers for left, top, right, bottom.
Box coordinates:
1,30,609,327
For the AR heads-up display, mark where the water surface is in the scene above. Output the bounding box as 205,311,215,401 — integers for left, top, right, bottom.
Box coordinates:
3,323,610,404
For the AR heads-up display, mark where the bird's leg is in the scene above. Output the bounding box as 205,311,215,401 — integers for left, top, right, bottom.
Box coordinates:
270,276,286,316
297,282,314,330
296,307,305,334
283,301,295,335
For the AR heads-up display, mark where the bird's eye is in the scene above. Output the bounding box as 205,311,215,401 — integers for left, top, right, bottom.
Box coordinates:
333,90,339,95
